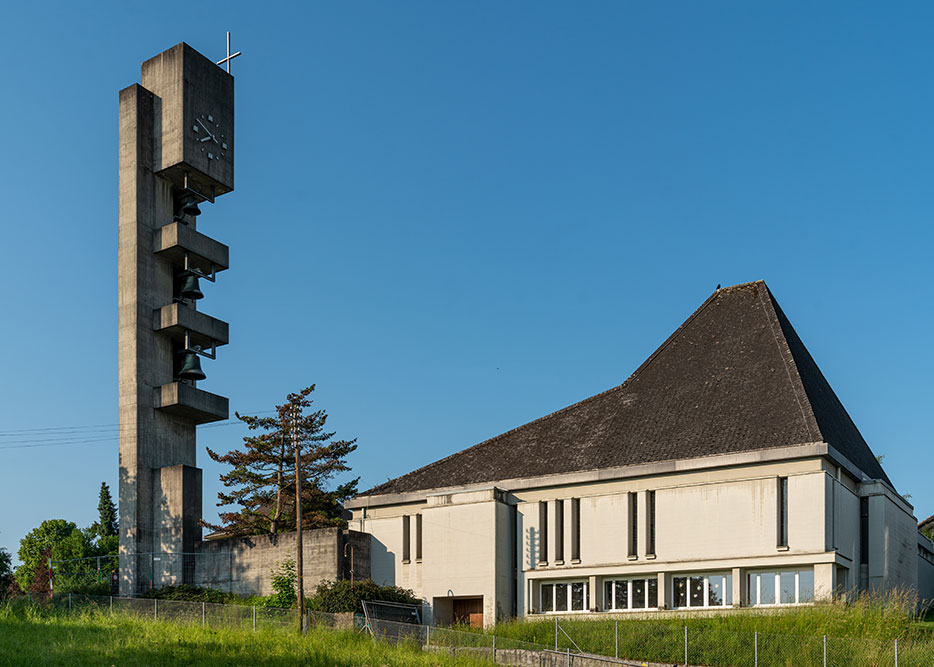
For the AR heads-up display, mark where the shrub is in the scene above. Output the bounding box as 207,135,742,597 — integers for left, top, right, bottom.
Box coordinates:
308,579,419,613
266,559,297,608
138,585,237,604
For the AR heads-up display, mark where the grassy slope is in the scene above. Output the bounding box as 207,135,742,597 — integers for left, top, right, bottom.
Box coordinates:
0,606,487,667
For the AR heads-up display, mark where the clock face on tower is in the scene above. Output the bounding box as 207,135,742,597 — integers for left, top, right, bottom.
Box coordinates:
192,113,230,163
141,43,235,195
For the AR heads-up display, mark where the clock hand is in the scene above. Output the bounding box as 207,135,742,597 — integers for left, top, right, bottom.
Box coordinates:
196,118,216,141
200,135,214,143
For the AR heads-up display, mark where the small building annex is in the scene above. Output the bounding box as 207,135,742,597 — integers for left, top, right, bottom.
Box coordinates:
346,281,934,627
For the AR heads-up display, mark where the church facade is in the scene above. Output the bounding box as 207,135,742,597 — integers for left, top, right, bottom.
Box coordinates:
347,281,934,626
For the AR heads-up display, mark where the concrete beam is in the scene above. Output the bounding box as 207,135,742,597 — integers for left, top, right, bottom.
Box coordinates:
154,303,229,348
154,382,228,424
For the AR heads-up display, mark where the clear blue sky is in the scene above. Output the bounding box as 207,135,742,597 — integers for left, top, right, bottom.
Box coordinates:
1,2,932,564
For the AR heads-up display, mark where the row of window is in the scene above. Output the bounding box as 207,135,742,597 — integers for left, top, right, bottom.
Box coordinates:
539,498,582,563
538,568,815,613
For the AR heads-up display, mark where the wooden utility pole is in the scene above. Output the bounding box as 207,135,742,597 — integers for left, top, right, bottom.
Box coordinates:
294,405,304,633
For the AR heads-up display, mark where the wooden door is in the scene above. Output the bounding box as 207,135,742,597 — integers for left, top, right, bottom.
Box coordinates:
452,597,483,628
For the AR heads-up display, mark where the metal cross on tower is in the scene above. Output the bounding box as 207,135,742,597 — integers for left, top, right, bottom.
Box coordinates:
216,32,242,73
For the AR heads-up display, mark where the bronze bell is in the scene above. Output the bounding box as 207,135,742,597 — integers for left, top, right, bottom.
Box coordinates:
177,350,206,381
175,193,201,218
177,272,204,300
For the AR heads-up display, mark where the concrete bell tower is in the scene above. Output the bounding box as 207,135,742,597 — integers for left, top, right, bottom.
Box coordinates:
118,43,233,595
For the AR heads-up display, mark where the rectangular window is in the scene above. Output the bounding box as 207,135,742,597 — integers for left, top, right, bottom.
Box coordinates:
539,581,590,613
671,573,732,609
631,579,646,609
415,513,422,561
402,515,411,563
673,577,687,608
555,499,564,562
747,570,818,606
778,477,789,547
539,501,548,564
542,583,554,612
555,583,568,612
647,490,656,555
860,497,869,564
603,577,658,611
571,498,581,561
631,492,638,556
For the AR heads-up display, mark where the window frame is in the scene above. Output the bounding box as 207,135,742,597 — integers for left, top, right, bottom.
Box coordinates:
603,576,659,612
539,579,590,614
746,568,815,607
671,572,733,609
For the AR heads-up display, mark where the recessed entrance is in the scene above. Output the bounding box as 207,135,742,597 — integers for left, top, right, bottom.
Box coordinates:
452,596,484,628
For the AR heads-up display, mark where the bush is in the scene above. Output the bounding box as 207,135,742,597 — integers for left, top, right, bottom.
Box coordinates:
138,585,238,604
308,579,419,613
266,559,297,609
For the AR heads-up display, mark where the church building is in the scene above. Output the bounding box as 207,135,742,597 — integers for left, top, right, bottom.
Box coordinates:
347,281,934,627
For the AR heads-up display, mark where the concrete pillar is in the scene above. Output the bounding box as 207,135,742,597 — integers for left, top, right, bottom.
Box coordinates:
814,563,835,601
657,571,669,609
732,567,743,607
589,575,599,611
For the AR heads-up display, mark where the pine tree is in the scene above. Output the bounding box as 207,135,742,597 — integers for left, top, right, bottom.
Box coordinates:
204,385,358,537
93,482,118,539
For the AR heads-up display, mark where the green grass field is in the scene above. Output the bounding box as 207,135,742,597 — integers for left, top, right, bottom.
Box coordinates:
473,591,934,667
0,603,488,667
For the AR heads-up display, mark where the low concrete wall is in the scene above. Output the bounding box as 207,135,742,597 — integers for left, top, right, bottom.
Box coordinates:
194,528,370,596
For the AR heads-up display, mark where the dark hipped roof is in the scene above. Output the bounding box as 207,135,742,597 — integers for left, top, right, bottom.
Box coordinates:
361,281,889,497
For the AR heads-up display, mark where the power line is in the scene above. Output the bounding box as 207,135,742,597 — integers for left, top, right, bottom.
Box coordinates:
0,411,279,450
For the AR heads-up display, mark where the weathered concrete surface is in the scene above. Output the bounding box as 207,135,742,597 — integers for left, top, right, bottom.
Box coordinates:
194,528,371,596
426,646,668,666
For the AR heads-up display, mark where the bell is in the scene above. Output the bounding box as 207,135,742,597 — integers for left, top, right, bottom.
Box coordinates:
175,193,201,218
177,350,206,381
177,272,204,300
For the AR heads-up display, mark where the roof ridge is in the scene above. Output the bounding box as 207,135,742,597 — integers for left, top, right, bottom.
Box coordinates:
755,284,817,442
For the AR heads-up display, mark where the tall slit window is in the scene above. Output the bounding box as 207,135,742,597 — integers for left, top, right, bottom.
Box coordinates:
539,501,548,564
555,499,564,562
402,515,411,563
415,513,422,561
571,498,581,561
777,477,788,547
628,492,638,557
647,490,656,556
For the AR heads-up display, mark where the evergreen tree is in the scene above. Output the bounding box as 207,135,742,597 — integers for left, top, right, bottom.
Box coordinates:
204,385,358,537
92,482,118,539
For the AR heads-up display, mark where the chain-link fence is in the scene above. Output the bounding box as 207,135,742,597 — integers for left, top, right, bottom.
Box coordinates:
50,552,236,595
50,594,934,666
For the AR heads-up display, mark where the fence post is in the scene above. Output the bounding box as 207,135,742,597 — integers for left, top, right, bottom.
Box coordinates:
426,624,430,647
252,605,256,632
68,593,72,612
823,635,826,667
202,601,205,626
110,595,113,613
754,631,758,667
154,598,157,620
555,617,559,650
566,647,570,667
895,638,899,667
684,626,688,666
615,620,618,659
492,635,496,662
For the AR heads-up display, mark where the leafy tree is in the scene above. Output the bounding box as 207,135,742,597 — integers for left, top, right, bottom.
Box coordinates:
204,385,358,537
267,558,297,608
15,520,94,592
91,482,118,540
0,548,12,599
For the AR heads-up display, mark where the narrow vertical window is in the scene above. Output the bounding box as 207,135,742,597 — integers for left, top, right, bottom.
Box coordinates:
777,477,788,547
859,497,869,564
402,515,411,563
647,490,656,555
570,498,580,561
554,499,564,561
415,513,422,561
539,501,548,564
628,492,638,557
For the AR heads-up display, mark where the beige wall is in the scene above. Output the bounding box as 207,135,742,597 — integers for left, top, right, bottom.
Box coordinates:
350,454,922,623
